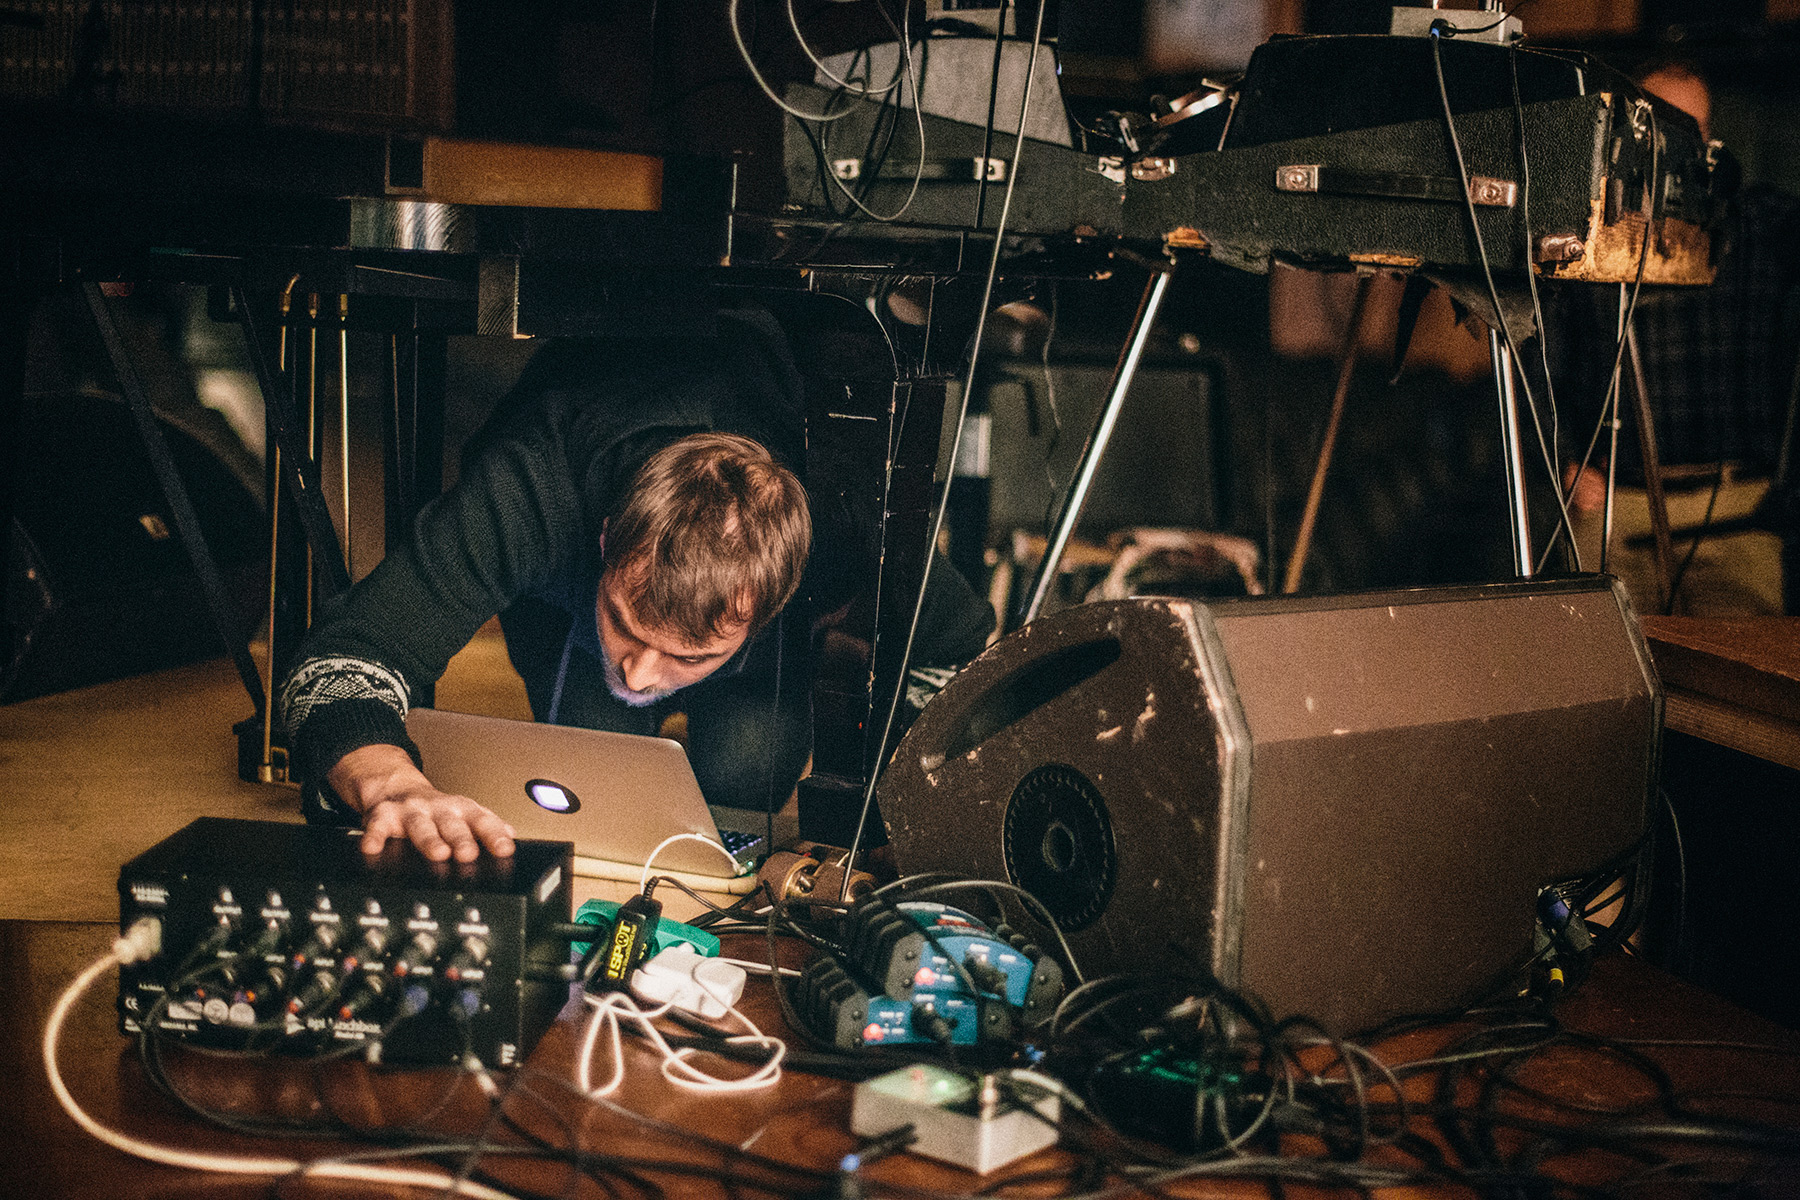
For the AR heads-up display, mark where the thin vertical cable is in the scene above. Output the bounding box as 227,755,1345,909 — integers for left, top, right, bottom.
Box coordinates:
338,293,352,580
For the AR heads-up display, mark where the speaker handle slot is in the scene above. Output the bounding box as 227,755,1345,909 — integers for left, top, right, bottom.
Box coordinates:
940,637,1122,760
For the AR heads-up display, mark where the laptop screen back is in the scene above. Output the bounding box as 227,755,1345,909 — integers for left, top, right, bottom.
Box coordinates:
404,708,746,878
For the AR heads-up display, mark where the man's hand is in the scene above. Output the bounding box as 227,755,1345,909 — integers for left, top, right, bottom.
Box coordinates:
326,744,516,863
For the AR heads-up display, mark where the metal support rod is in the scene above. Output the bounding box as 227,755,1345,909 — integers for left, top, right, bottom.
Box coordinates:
722,158,739,267
1020,268,1171,624
1283,274,1374,594
1490,329,1533,577
1599,284,1625,577
387,333,412,540
838,0,1053,903
1626,325,1678,610
234,289,352,598
305,294,320,627
1602,401,1620,576
259,279,299,781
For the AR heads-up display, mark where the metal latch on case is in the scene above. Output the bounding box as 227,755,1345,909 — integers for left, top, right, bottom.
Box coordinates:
1276,164,1518,207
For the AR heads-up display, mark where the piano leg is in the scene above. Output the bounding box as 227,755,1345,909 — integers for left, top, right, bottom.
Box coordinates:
81,284,264,715
383,323,447,710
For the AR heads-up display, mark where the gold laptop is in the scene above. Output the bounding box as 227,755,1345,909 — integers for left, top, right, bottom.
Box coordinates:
405,708,787,892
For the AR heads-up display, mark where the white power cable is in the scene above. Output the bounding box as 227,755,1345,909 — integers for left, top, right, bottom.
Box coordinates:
638,832,738,894
814,27,928,221
787,0,904,98
44,922,517,1200
729,0,859,122
728,0,927,221
578,992,673,1098
577,989,785,1097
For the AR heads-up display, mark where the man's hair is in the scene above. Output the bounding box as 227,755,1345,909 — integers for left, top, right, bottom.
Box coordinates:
605,432,811,643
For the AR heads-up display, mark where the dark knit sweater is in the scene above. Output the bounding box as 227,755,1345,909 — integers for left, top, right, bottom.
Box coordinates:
277,310,995,823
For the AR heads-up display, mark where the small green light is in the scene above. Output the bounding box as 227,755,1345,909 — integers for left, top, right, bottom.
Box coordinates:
866,1063,976,1106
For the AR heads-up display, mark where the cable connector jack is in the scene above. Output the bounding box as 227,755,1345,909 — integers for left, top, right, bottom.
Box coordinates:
113,917,163,965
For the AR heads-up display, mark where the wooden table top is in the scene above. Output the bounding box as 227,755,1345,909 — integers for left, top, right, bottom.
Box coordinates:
1640,616,1800,770
6,918,1799,1199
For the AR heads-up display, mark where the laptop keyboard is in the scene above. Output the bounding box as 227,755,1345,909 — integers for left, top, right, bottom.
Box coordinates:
719,828,763,856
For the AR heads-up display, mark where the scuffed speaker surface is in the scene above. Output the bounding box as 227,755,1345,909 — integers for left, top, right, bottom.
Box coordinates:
879,599,1236,980
1211,580,1659,1030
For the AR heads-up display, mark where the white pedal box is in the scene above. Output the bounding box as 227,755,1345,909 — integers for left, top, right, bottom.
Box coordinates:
850,1064,1059,1174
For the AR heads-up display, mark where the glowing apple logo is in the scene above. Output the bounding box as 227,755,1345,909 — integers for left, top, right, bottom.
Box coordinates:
526,779,580,814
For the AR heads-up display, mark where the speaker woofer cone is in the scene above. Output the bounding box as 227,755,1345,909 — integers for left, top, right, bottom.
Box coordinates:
1003,764,1117,931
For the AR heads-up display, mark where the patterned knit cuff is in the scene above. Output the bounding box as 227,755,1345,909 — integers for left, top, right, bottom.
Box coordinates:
278,654,411,741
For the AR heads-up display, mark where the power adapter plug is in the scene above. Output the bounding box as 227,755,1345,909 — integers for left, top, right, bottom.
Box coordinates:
850,1064,1059,1174
631,944,747,1019
582,891,663,994
572,898,721,958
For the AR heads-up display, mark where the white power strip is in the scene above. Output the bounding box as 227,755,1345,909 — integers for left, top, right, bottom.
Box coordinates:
850,1065,1059,1174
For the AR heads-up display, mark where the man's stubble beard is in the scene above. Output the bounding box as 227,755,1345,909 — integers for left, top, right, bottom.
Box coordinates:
600,644,675,708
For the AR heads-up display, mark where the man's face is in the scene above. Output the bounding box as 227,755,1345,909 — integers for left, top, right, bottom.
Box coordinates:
594,569,750,707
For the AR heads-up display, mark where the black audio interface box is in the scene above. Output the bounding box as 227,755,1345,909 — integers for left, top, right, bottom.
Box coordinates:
118,817,574,1067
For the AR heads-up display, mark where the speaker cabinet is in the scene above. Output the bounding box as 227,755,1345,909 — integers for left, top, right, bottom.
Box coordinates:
878,579,1661,1032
